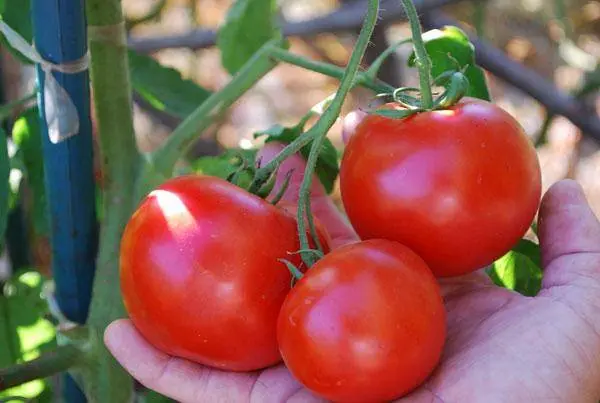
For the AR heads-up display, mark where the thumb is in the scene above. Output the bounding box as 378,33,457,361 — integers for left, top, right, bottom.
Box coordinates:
538,179,600,288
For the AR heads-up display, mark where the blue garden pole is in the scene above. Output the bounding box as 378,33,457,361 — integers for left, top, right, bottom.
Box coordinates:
31,1,97,401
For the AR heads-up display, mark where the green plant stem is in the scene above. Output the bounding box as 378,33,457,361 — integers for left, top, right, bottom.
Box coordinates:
401,0,433,109
148,38,284,187
365,38,412,79
86,0,140,401
296,0,380,267
0,345,82,391
269,47,393,94
473,1,486,39
0,92,37,122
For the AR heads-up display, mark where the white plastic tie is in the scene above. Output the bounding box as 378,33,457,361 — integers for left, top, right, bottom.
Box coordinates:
0,20,89,143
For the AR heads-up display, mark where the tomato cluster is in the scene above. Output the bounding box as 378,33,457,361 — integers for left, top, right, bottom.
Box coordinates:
119,98,540,402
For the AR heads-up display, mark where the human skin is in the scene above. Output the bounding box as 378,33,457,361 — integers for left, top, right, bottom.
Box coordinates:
105,142,600,403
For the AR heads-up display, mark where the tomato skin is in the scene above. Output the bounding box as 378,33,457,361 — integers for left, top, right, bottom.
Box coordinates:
340,98,541,277
277,239,446,403
120,175,306,371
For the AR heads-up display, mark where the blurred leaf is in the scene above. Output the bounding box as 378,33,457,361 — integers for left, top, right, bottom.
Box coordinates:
487,239,542,297
409,26,491,101
255,124,339,194
141,389,176,403
0,128,8,246
12,107,48,236
0,270,56,401
217,0,281,75
192,149,257,190
128,50,212,119
0,0,33,65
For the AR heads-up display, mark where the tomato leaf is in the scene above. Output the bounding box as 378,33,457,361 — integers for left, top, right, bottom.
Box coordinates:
217,0,282,75
255,125,339,194
409,26,491,101
0,0,33,65
12,107,48,237
0,128,9,247
128,50,212,119
487,239,542,297
0,270,56,401
191,148,257,190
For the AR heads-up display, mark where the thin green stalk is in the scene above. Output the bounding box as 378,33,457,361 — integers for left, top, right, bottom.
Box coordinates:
0,345,82,391
473,1,486,39
85,0,140,401
0,91,37,122
148,38,284,184
297,0,380,267
401,0,433,109
270,47,393,94
365,38,412,79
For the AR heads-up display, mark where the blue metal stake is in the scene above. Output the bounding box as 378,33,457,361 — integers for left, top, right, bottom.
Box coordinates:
31,1,97,401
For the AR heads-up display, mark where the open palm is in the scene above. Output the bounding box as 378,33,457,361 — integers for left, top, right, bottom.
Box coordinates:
105,144,600,402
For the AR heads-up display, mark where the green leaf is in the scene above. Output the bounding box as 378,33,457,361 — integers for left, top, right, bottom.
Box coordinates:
0,128,8,246
128,50,212,119
255,124,340,194
140,389,176,403
217,0,281,75
487,239,542,297
0,0,33,65
12,107,48,236
0,270,56,401
409,26,491,101
191,148,257,190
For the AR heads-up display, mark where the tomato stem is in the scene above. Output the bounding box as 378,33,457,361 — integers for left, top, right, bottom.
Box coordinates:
401,0,434,110
296,0,380,267
146,38,284,188
0,344,83,391
365,38,412,80
85,0,140,398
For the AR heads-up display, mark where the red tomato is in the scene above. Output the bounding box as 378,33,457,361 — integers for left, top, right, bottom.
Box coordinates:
276,201,332,255
120,175,309,371
340,98,541,277
277,239,446,402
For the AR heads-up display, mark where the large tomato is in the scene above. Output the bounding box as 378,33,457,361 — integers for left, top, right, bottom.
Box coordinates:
120,175,318,371
277,239,446,402
340,98,541,277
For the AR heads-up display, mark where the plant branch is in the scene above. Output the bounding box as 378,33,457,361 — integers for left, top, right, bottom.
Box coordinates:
269,47,393,94
147,38,284,184
296,0,380,267
0,91,37,122
85,0,140,400
401,0,433,109
0,345,82,391
128,0,474,53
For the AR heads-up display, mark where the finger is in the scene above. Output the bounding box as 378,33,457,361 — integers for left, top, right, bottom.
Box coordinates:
538,180,600,288
258,142,358,248
104,319,256,403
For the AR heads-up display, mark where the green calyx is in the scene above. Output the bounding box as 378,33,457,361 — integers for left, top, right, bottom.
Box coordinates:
369,69,471,120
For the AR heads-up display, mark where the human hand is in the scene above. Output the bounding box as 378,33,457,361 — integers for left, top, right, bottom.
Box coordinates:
105,142,600,403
